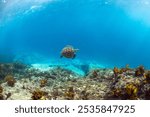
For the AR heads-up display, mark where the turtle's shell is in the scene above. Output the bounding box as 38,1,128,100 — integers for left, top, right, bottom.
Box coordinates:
61,46,76,58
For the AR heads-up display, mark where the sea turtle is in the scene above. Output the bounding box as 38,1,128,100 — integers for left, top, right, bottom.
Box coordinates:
60,45,79,59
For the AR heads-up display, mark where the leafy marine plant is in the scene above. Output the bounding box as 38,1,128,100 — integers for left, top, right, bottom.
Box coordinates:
113,67,120,77
145,71,150,83
64,87,75,100
0,85,4,100
39,79,48,87
135,65,145,77
4,75,16,87
92,70,99,78
0,94,4,100
0,85,3,93
109,82,139,100
31,89,48,100
113,64,132,77
124,83,139,100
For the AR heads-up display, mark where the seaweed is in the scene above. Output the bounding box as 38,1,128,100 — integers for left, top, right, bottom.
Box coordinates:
91,70,98,78
135,65,145,77
0,85,3,93
64,87,75,100
80,90,89,100
113,65,132,77
0,94,4,100
40,79,48,87
113,67,120,77
145,71,150,83
125,83,138,100
4,75,16,87
108,83,139,100
0,85,4,100
31,89,48,100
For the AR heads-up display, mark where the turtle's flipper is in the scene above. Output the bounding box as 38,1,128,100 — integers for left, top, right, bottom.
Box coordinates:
60,55,63,58
72,54,76,59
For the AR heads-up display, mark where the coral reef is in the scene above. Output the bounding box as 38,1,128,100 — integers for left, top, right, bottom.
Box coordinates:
0,62,150,100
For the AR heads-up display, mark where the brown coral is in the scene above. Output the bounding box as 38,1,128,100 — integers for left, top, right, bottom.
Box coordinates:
0,85,3,93
0,94,4,100
145,71,150,83
4,75,16,87
31,89,48,100
113,67,120,77
91,70,98,78
125,83,138,100
113,65,131,77
40,79,48,87
135,65,145,77
64,87,75,100
80,90,89,100
109,82,139,100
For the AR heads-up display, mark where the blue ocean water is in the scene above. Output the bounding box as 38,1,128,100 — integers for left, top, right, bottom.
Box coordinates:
1,0,150,69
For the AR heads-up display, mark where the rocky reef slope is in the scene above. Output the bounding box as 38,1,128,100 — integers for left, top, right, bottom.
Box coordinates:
0,63,150,100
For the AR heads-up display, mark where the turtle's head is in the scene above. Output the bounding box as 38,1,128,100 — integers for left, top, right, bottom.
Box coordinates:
74,49,79,52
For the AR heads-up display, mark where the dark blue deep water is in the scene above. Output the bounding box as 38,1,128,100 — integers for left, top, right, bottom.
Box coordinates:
1,0,150,69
